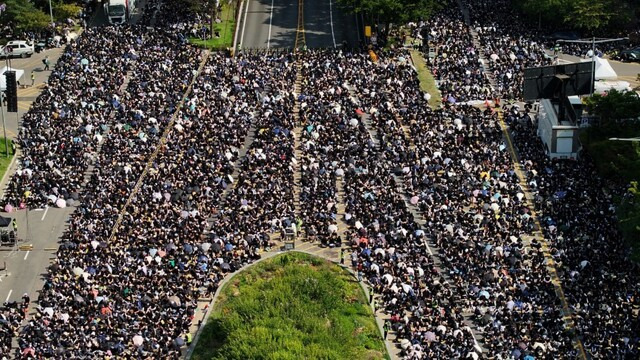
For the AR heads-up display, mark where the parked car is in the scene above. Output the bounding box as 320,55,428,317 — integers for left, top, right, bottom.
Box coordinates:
34,38,54,53
0,40,34,58
616,47,640,62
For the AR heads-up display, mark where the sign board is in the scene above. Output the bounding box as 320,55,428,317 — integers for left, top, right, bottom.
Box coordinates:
364,26,371,37
523,62,594,100
283,242,295,251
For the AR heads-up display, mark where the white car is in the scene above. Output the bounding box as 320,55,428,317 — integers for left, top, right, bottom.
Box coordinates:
0,40,35,58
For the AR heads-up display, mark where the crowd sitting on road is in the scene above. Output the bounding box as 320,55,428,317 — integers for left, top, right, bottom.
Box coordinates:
0,297,27,357
12,26,203,358
0,0,639,359
11,41,303,357
422,7,492,104
3,27,132,208
506,106,640,358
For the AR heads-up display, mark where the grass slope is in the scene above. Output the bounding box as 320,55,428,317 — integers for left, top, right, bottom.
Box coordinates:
409,49,442,109
189,2,236,50
192,252,387,360
0,138,14,182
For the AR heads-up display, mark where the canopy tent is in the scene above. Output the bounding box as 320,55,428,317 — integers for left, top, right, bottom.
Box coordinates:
581,57,617,80
0,66,24,91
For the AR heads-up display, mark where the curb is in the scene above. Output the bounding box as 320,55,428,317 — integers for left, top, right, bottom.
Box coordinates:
231,0,244,56
0,148,19,200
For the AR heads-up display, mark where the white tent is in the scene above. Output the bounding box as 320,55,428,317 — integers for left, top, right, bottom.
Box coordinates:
594,80,631,93
0,66,24,91
581,57,617,80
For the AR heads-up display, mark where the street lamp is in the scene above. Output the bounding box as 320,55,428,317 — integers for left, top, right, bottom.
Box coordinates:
557,37,628,95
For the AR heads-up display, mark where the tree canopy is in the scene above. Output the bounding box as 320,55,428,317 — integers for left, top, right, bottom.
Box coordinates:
585,89,640,125
1,0,50,32
337,0,441,25
515,0,633,33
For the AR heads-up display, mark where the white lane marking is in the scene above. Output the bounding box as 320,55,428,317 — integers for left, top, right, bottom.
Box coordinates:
5,289,12,302
41,206,49,221
23,251,29,261
239,0,251,49
267,0,275,48
329,0,336,47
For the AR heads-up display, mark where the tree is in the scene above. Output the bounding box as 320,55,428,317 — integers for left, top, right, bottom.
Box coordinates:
53,2,82,22
566,0,616,32
584,89,640,126
517,0,568,29
337,0,440,25
515,0,627,33
2,0,50,32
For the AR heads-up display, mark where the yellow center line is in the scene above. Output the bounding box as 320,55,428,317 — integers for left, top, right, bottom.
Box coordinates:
294,0,306,51
496,109,587,360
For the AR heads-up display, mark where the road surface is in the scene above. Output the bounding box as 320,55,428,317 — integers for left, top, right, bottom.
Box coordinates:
237,0,360,50
0,207,73,305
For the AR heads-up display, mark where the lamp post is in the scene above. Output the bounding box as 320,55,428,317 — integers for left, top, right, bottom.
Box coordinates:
48,0,54,24
557,37,627,95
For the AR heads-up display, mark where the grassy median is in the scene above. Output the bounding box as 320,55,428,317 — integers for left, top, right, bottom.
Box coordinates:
0,138,14,182
409,50,442,109
192,252,387,360
189,2,237,50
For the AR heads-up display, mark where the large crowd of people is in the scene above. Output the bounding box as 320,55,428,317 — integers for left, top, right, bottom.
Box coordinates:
0,0,638,358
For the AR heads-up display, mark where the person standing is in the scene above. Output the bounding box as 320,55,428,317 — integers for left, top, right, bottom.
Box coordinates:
383,320,390,339
43,56,50,71
30,71,35,86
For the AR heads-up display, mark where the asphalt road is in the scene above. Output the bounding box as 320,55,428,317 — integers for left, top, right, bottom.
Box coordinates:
238,0,359,50
0,206,73,305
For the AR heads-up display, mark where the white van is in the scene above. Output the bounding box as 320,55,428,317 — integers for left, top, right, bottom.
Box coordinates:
0,41,35,58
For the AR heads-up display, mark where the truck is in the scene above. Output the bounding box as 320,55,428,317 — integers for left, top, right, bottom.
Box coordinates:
104,0,136,24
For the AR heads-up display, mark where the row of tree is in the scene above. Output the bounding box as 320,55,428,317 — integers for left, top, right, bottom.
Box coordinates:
336,0,440,27
336,0,637,34
514,0,633,33
0,0,83,33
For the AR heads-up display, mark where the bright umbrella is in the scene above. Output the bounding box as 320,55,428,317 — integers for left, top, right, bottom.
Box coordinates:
132,335,144,346
426,331,436,341
55,199,66,208
376,274,390,285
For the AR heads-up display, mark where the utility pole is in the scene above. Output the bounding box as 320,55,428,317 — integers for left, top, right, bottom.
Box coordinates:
48,0,54,24
557,37,627,95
